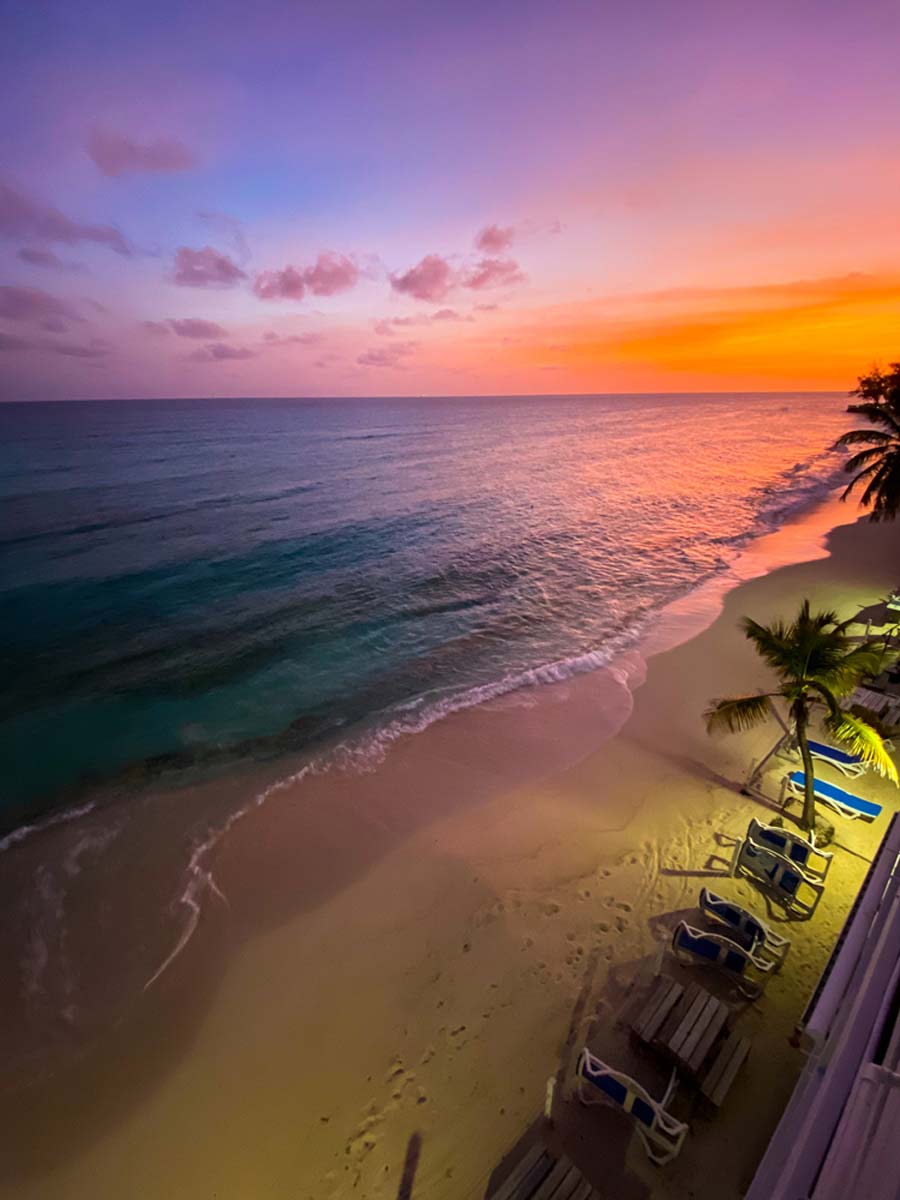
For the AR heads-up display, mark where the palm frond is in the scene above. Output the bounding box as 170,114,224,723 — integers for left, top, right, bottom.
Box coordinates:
844,447,893,474
825,712,899,783
740,617,795,674
704,694,774,735
834,428,896,448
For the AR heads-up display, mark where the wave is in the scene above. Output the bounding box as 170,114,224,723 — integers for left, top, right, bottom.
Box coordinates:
5,449,851,995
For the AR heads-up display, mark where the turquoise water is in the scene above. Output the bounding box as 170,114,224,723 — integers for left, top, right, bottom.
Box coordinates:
0,393,849,831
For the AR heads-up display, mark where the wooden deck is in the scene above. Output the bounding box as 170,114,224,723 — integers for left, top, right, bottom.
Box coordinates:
487,1140,597,1200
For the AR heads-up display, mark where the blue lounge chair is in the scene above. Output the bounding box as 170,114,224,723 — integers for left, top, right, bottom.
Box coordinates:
731,837,824,918
786,771,882,821
807,739,866,778
671,921,772,999
698,887,791,966
747,817,832,881
575,1048,687,1165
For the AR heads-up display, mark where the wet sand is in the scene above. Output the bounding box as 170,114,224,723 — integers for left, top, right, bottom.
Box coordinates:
1,497,899,1199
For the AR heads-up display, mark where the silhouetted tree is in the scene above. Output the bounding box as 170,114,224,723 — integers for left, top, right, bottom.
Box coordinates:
834,363,900,521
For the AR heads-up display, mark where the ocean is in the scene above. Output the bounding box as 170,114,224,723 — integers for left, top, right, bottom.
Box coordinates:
0,392,850,835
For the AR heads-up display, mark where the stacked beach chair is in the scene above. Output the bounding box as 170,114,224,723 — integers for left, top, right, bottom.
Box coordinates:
728,816,829,917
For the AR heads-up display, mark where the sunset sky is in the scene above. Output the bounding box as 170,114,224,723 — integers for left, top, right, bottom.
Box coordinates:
2,0,899,400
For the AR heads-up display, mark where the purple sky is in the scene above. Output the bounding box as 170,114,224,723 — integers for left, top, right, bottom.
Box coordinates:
2,0,900,398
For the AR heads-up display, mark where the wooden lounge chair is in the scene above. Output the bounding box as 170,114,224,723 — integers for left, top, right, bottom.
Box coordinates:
786,771,883,821
747,817,832,881
671,921,773,999
731,836,825,918
487,1141,597,1200
575,1048,687,1165
698,887,791,966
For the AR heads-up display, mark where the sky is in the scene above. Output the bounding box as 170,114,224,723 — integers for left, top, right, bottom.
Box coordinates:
1,0,899,400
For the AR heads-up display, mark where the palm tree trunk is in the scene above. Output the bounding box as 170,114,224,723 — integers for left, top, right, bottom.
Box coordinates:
793,698,817,833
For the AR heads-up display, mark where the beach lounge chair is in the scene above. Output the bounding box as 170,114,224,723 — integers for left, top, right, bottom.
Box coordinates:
698,887,791,966
731,836,824,918
807,739,867,778
786,770,883,821
671,921,772,999
575,1048,687,1165
746,817,832,881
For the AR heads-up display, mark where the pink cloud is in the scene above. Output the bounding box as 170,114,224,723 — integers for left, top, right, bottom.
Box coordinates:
254,254,360,302
0,331,28,351
390,254,454,302
303,252,359,296
474,303,500,312
88,129,195,177
432,307,463,321
253,265,306,301
168,317,227,339
141,320,171,335
475,224,515,253
462,257,525,290
0,181,130,256
263,330,321,346
188,342,255,362
0,284,82,325
174,246,246,288
374,315,426,336
357,340,417,368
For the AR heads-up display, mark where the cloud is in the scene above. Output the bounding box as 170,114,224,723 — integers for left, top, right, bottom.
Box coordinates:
174,245,246,288
303,252,360,296
390,254,454,302
188,341,255,362
475,224,515,254
49,338,110,359
168,317,227,339
474,303,499,312
253,253,360,302
0,331,27,351
88,128,195,177
432,307,464,321
0,180,131,255
253,265,306,301
356,340,417,368
0,284,82,325
462,257,526,290
17,247,83,272
374,315,426,336
262,330,321,346
141,320,171,336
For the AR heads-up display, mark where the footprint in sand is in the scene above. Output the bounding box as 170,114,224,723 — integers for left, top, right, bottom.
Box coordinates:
421,1045,435,1065
544,901,561,916
615,901,633,913
615,915,628,933
595,919,611,933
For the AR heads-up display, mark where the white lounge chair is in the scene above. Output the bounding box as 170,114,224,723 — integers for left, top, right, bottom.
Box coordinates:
747,817,832,881
575,1048,687,1165
786,771,883,821
806,739,867,778
731,836,825,918
698,887,791,967
671,920,773,999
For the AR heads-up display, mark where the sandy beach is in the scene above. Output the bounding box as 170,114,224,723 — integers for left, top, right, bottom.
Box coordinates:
2,496,899,1200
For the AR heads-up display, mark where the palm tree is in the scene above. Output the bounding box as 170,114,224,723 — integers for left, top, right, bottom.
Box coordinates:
705,600,897,833
833,363,900,521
